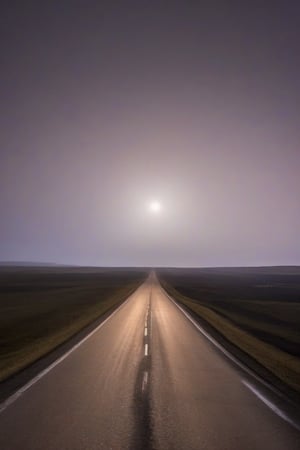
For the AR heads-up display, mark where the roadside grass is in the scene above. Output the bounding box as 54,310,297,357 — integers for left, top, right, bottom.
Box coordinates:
157,267,300,399
0,267,147,381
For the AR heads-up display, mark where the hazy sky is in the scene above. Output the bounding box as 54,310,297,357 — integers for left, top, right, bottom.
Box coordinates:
1,1,299,267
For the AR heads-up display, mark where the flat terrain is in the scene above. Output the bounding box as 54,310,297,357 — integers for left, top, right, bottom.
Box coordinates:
157,267,300,398
0,266,147,381
0,275,299,449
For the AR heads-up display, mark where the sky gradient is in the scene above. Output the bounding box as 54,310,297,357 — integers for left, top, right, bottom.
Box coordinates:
1,2,299,266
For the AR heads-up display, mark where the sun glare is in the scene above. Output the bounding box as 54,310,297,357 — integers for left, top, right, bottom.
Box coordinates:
149,201,162,213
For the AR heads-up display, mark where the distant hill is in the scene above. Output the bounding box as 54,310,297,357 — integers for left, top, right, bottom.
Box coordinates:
0,262,66,267
156,265,300,275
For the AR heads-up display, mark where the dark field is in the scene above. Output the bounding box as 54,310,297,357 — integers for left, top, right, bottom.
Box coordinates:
157,267,300,398
0,266,147,381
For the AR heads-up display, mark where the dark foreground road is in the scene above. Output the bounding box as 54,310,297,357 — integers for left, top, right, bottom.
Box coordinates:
0,275,299,449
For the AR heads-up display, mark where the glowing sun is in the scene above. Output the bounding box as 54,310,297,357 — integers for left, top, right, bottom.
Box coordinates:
149,201,162,213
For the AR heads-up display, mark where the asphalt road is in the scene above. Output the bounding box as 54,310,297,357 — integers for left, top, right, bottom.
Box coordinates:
0,275,299,449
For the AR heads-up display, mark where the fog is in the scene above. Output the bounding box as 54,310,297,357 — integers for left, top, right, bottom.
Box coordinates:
1,2,299,266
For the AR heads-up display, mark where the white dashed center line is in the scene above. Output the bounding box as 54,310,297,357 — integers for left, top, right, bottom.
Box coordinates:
142,371,148,392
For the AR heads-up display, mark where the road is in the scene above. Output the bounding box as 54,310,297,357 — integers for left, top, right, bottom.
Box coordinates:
0,275,299,449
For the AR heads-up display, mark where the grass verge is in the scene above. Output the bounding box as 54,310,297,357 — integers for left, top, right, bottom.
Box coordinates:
158,268,300,402
0,267,147,382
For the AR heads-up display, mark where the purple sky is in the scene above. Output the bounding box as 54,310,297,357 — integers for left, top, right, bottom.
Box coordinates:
1,2,299,267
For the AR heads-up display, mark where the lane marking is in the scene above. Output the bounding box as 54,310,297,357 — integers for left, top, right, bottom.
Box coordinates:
0,294,134,415
144,344,148,356
162,287,300,432
164,289,271,382
144,328,148,337
242,381,300,431
142,371,148,392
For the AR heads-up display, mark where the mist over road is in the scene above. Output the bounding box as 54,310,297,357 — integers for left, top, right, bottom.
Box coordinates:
0,275,299,449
